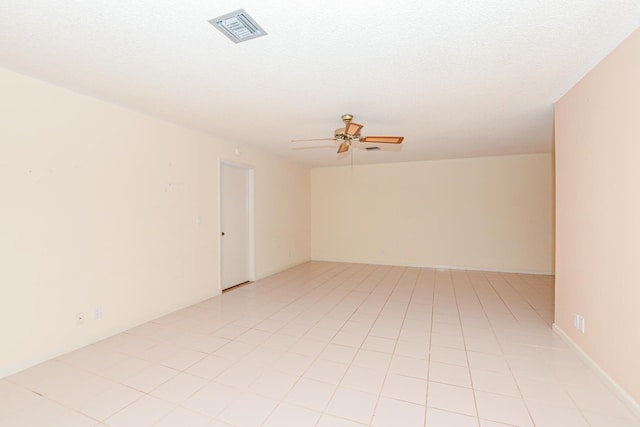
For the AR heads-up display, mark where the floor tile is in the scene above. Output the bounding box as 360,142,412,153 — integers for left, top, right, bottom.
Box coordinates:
100,357,153,383
398,326,430,343
480,419,522,427
154,407,211,427
160,348,207,371
249,368,299,400
431,332,465,351
262,333,298,351
316,414,368,426
206,419,235,426
37,370,114,409
372,396,426,426
285,378,336,411
352,349,392,372
185,355,233,380
304,358,349,384
215,362,264,389
331,331,367,348
189,336,230,354
382,373,428,405
582,411,640,427
527,400,590,427
216,392,279,427
464,337,503,355
57,345,127,374
470,369,520,397
429,361,472,388
340,364,387,394
394,340,429,359
213,340,257,359
278,322,312,338
361,335,396,353
430,345,469,367
319,343,358,364
3,263,635,427
254,319,286,333
2,396,95,427
136,342,180,364
426,407,479,427
263,402,321,427
182,382,242,418
272,351,315,376
515,377,574,406
0,379,48,417
74,383,143,421
467,352,511,375
213,325,250,341
564,382,637,420
325,387,377,424
427,381,477,417
149,372,208,404
122,364,179,393
45,410,100,427
474,390,534,427
290,337,327,358
104,395,175,427
388,354,428,379
236,328,272,346
98,333,157,356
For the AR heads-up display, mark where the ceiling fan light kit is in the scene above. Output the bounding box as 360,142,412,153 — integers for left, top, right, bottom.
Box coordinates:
294,114,404,155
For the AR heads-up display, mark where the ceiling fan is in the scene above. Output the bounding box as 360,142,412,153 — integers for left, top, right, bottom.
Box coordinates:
293,114,404,154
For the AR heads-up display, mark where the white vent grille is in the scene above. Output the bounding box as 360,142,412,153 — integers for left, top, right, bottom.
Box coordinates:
209,9,267,44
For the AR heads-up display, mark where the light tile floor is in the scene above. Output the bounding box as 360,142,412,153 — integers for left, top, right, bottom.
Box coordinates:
2,262,639,426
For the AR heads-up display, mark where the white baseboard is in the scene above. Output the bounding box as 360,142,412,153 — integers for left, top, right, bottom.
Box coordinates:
552,323,640,418
255,258,311,281
417,263,553,275
309,257,553,275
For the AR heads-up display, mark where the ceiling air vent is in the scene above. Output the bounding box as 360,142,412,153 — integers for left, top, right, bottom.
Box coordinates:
365,146,381,151
209,9,267,43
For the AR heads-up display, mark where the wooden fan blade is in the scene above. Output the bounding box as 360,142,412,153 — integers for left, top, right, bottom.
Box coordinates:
291,145,337,150
337,141,350,154
360,136,404,144
291,138,337,142
344,121,363,136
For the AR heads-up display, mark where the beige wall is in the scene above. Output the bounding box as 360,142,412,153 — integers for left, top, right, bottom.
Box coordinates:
555,28,640,403
0,67,310,377
311,154,554,274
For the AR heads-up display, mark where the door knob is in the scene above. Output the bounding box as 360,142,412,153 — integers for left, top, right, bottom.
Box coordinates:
221,232,225,236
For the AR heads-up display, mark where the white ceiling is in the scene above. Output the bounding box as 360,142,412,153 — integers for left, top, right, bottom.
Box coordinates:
1,1,639,167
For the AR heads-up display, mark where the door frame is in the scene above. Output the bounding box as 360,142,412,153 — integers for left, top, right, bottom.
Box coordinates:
218,159,256,292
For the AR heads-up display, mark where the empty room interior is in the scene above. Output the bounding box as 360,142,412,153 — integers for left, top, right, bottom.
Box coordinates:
1,2,640,426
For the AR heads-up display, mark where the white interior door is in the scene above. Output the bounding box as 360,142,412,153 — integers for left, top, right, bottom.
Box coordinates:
221,163,251,290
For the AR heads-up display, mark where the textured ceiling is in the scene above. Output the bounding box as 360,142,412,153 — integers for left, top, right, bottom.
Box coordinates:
1,1,639,167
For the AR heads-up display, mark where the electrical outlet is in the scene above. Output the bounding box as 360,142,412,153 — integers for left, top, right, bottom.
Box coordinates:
92,305,103,320
76,312,85,325
573,313,585,333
